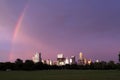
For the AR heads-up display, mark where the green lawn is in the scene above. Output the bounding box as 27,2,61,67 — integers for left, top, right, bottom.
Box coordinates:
0,70,119,80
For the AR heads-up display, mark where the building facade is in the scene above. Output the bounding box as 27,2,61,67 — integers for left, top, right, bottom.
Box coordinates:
32,52,42,63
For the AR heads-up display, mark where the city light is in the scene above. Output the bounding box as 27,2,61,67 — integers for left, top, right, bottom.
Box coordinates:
32,52,92,66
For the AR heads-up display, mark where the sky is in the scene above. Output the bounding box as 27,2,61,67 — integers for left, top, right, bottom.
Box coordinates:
0,0,120,62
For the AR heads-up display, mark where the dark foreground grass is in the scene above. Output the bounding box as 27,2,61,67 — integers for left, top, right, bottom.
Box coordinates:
0,70,120,80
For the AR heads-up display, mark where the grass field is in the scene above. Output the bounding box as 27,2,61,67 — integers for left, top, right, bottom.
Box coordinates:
0,70,120,80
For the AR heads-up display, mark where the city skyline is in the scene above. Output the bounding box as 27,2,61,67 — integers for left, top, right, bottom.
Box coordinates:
32,52,91,66
0,0,120,62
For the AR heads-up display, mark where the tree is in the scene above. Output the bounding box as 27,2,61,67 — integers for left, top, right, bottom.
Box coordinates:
15,59,23,64
34,62,44,70
3,62,14,70
107,61,116,69
91,61,107,70
119,53,120,63
15,59,23,70
23,60,34,70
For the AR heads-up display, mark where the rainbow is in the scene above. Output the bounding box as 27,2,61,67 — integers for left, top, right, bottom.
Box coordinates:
13,4,28,41
9,4,28,61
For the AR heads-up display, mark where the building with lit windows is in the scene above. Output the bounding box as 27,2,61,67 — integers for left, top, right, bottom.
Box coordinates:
32,52,42,63
57,54,65,66
70,56,76,64
78,52,84,65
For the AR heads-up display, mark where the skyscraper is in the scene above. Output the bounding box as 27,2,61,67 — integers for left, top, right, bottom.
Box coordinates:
46,59,53,65
78,52,84,65
57,54,65,66
79,52,83,60
32,52,42,63
70,56,76,64
65,57,69,64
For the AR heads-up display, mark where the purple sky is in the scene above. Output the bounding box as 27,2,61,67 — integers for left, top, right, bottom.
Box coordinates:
0,0,120,62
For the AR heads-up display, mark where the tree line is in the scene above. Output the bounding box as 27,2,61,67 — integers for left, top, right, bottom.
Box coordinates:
0,58,120,71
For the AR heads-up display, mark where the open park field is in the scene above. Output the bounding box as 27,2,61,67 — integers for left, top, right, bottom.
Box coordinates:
0,70,120,80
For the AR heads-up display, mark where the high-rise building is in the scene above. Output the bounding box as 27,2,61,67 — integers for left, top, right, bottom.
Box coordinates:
42,60,46,64
78,52,84,65
32,52,42,63
88,59,92,65
70,56,76,64
46,59,53,65
84,58,87,65
46,59,50,65
96,60,99,63
57,54,65,66
57,54,64,58
65,57,69,64
79,52,83,60
49,60,53,65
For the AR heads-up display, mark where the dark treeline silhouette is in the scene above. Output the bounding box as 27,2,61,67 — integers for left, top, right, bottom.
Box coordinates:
119,53,120,63
0,58,120,71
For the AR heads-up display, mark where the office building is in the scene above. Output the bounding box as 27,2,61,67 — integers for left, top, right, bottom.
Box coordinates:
78,52,84,65
79,52,83,60
70,56,76,64
32,52,42,63
46,59,53,65
57,54,65,66
65,57,69,64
